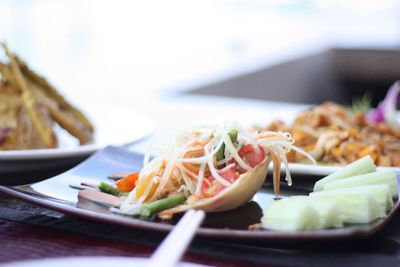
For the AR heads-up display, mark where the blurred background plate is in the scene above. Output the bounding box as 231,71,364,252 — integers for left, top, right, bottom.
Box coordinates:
0,103,154,184
282,162,400,177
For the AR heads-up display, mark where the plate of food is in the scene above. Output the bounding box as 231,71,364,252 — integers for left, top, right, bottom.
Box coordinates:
1,121,398,241
257,82,400,175
0,44,154,175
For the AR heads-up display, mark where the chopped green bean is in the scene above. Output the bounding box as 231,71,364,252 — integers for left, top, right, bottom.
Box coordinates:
98,182,120,196
228,129,238,143
216,129,238,163
216,143,225,162
140,194,185,217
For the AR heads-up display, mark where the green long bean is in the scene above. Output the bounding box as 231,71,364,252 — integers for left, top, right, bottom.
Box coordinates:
140,194,185,217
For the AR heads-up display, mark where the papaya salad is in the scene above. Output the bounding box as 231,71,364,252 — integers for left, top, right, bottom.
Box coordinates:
78,122,315,219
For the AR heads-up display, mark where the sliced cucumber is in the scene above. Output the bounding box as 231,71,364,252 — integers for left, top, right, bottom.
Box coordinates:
312,184,392,211
261,199,320,231
321,170,398,198
310,187,387,224
290,196,343,228
314,155,376,192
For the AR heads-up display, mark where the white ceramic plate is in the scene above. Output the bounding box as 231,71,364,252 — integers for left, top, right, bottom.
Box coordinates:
284,163,400,176
0,256,210,267
0,103,154,174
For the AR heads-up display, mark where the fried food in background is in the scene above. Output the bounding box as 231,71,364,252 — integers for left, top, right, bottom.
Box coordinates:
0,43,94,150
266,102,400,167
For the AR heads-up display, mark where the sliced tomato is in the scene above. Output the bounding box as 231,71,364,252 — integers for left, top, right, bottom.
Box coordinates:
201,166,239,197
238,144,266,167
201,178,224,198
219,166,238,183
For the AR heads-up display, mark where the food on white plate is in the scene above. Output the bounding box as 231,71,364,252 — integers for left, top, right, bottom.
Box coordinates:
313,155,376,191
320,170,398,197
265,81,400,167
0,43,94,150
78,121,315,219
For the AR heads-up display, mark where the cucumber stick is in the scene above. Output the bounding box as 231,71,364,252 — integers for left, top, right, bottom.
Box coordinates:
321,170,398,197
314,155,376,192
312,184,393,211
261,199,320,231
289,196,343,228
262,184,390,231
261,156,397,231
310,186,387,223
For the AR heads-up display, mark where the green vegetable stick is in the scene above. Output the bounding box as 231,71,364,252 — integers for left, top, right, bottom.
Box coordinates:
228,129,238,143
216,144,225,162
140,194,185,217
261,199,321,231
98,182,120,196
310,185,390,224
314,155,376,191
290,196,343,228
321,170,398,197
216,129,239,162
312,184,393,212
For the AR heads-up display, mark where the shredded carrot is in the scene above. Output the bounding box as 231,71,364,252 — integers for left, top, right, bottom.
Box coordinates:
190,194,203,202
265,148,281,197
184,148,204,158
192,139,209,146
182,162,200,173
161,160,167,168
182,147,205,174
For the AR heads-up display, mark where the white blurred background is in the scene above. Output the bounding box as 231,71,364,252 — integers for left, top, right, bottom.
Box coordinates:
1,0,399,108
